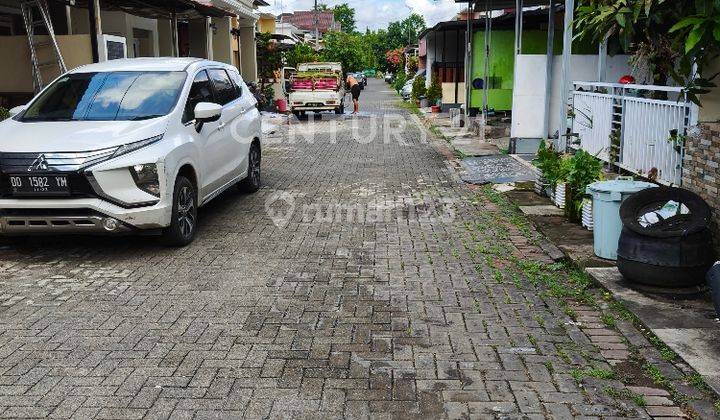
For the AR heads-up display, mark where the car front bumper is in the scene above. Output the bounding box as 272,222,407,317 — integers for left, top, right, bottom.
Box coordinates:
0,197,172,235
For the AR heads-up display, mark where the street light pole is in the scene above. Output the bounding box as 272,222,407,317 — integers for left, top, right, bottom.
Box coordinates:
314,0,319,46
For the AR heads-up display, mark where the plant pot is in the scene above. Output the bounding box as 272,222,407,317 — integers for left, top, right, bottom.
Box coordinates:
554,183,566,209
419,98,429,108
581,198,593,231
534,174,549,197
431,105,441,113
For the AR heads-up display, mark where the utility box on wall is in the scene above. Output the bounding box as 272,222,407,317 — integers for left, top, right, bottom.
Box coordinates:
98,34,127,61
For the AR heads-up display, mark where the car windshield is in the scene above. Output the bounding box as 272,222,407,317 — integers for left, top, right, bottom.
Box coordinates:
21,71,187,122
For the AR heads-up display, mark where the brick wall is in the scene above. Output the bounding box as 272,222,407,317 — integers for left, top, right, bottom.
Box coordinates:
683,122,720,247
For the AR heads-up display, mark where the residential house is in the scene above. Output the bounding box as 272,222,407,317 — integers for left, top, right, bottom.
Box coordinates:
0,0,265,107
277,10,340,46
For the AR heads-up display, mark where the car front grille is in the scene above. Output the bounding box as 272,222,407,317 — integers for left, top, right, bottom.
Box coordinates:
0,148,117,172
0,150,116,199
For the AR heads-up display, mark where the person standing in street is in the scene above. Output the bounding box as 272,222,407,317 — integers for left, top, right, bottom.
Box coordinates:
346,73,361,114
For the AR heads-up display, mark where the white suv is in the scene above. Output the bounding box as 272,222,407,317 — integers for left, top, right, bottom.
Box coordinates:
0,58,262,246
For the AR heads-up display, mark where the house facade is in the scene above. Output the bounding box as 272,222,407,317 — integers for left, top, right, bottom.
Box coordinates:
0,0,264,107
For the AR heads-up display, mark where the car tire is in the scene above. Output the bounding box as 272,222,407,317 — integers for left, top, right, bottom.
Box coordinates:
161,176,197,247
239,142,261,193
335,103,344,114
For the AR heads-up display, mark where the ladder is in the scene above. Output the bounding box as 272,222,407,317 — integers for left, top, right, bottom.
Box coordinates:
21,0,66,92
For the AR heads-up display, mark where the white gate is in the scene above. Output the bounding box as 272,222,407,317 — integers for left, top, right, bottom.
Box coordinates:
571,82,693,186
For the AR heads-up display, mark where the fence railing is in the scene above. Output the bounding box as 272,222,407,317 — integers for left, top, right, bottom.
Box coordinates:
570,82,694,186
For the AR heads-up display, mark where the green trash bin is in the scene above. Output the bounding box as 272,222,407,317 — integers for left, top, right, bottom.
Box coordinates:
586,179,657,260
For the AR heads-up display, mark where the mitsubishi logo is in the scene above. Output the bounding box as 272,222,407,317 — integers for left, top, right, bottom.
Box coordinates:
28,154,48,172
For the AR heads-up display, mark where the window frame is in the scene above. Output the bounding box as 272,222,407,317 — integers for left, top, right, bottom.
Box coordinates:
182,69,216,124
206,68,241,106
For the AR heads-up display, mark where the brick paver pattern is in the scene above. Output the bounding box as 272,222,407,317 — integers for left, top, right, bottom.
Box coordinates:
0,81,660,419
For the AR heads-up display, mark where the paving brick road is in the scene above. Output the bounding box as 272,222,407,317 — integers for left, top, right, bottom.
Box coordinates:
0,80,664,419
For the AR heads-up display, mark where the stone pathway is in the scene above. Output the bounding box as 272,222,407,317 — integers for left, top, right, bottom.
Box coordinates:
0,80,700,418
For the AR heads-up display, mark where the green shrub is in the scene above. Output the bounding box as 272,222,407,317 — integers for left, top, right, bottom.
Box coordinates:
0,107,8,121
393,72,407,94
426,73,442,105
565,149,603,219
411,76,426,102
533,141,563,186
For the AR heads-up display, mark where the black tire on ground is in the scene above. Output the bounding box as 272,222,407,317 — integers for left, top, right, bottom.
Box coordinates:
617,257,709,287
161,176,198,247
620,187,711,238
335,103,344,114
238,142,261,193
617,226,714,287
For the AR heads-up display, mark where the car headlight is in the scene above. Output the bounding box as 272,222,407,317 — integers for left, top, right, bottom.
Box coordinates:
112,135,163,159
129,164,160,197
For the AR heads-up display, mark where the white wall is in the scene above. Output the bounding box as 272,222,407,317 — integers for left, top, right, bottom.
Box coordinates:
512,54,632,139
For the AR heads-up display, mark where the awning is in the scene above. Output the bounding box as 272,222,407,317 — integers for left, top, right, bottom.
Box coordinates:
455,0,561,6
207,0,259,20
59,0,234,19
418,6,560,39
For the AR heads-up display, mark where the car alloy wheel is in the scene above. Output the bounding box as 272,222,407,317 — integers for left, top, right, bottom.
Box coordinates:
177,185,196,239
248,146,261,187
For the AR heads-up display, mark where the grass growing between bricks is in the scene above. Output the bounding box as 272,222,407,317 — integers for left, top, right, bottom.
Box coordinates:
471,184,720,416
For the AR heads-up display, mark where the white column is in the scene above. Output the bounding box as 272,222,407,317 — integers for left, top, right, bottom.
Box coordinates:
597,37,608,82
171,12,179,57
542,1,555,139
558,0,575,149
206,17,214,60
212,16,233,64
239,24,257,82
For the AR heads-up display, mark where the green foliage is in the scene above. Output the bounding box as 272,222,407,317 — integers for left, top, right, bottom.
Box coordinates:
571,367,617,381
256,32,282,84
0,107,8,121
533,142,564,186
285,43,319,70
426,73,442,105
565,150,603,219
576,0,720,104
333,3,356,33
411,76,426,101
393,72,407,93
387,13,427,48
365,29,391,72
321,31,375,73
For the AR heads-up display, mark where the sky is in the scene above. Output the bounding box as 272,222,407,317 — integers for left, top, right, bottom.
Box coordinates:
262,0,464,31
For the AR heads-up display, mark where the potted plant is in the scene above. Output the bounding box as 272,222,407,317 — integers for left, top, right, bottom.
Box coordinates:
565,149,603,221
533,141,561,197
0,107,8,121
426,73,443,113
411,76,427,106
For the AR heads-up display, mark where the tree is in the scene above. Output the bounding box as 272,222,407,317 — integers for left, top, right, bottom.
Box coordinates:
407,56,419,74
385,48,404,73
426,73,442,105
576,0,684,86
256,32,282,86
364,29,391,71
576,0,720,103
333,3,356,33
401,13,426,45
321,31,375,73
285,43,319,69
411,75,426,102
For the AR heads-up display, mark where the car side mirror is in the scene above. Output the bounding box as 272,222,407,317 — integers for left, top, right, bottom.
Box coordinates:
193,102,222,133
8,105,25,117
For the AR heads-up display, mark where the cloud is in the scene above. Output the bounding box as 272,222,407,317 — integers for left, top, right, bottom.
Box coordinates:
260,0,463,31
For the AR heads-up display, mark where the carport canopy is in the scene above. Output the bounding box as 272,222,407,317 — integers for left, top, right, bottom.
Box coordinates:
454,0,576,143
55,0,234,20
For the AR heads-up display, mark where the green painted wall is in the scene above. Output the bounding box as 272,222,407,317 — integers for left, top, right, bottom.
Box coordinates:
470,30,562,111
